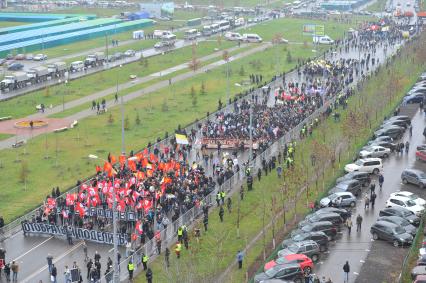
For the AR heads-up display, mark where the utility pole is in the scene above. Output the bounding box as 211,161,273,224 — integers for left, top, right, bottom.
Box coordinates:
112,175,119,283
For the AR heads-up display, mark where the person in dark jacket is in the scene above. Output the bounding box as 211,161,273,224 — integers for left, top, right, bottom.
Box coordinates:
146,268,153,283
343,261,350,283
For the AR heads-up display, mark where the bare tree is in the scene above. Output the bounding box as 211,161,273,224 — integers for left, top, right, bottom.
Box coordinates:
188,43,200,72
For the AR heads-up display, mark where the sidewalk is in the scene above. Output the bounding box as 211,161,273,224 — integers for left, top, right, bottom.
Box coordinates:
0,43,271,150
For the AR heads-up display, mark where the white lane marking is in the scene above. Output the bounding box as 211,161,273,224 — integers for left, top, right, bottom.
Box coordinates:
354,272,359,275
21,241,83,283
109,247,114,253
365,249,370,252
13,236,53,261
360,260,365,263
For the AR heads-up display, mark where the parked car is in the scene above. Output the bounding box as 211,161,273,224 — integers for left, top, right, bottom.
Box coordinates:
404,93,425,104
320,192,357,208
374,125,405,139
25,54,33,60
344,158,382,174
381,119,409,129
379,207,421,226
418,254,426,265
33,54,47,61
377,216,417,235
413,274,426,283
14,54,25,60
367,141,397,152
390,191,426,206
401,169,426,188
7,63,24,71
387,115,411,124
298,212,343,228
291,221,338,240
254,264,304,283
329,180,362,196
386,195,425,216
264,254,313,276
370,220,413,247
418,144,426,151
368,136,394,143
359,145,391,159
336,171,371,187
281,231,329,252
314,207,351,220
412,266,426,280
416,150,426,162
277,240,321,262
124,49,136,57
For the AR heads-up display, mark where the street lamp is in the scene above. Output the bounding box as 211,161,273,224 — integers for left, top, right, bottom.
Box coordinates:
88,154,119,283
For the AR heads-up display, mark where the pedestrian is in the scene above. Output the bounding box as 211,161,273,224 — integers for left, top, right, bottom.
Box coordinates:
237,250,244,269
175,242,182,259
50,264,57,283
64,266,71,283
343,261,350,283
11,261,18,282
86,259,93,279
240,185,244,201
142,253,149,270
405,141,410,153
203,215,208,231
114,93,118,103
94,251,101,263
146,268,153,283
410,125,413,137
66,226,73,245
165,247,170,268
378,173,384,190
364,195,370,209
82,241,88,262
227,198,232,213
127,260,134,281
46,254,53,274
371,192,376,208
346,217,352,234
219,205,224,222
369,182,375,196
4,262,10,282
356,214,363,232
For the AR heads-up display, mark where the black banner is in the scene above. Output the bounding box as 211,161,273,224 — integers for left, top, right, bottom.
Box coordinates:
60,208,136,222
21,222,127,246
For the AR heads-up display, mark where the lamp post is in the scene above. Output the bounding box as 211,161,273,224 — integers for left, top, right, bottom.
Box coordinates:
88,154,119,283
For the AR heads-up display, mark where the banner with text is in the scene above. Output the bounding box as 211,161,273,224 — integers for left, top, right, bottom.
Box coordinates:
21,222,128,246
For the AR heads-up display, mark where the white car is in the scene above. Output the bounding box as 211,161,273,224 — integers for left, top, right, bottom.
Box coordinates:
224,32,242,41
344,158,382,174
390,191,426,207
33,54,47,61
359,146,391,158
124,50,136,57
386,196,425,216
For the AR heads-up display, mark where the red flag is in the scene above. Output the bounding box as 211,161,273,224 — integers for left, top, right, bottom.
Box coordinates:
119,155,126,168
47,198,56,209
96,165,101,173
128,160,136,172
62,210,69,219
76,202,86,217
110,154,117,164
135,220,143,235
66,193,76,206
103,161,112,173
143,199,152,213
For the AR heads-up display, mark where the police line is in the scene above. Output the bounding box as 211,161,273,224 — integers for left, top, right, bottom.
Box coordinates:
21,222,128,246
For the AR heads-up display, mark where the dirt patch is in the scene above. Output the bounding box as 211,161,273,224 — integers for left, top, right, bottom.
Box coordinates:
0,117,72,136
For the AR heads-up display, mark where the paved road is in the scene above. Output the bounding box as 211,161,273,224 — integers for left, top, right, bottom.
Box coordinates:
0,27,405,283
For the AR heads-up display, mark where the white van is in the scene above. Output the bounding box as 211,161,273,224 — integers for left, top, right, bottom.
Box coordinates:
225,32,243,41
70,61,84,72
313,35,334,44
242,33,263,43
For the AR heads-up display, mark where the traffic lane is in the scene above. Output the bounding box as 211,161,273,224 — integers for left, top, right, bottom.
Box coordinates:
315,105,421,282
355,108,426,283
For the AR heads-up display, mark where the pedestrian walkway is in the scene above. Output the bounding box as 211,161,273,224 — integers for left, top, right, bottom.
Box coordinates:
0,43,270,150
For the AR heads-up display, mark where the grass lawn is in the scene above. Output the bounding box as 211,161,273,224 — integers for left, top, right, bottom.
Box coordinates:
0,21,27,28
0,133,13,141
133,35,426,283
0,40,237,119
367,0,387,12
0,18,357,222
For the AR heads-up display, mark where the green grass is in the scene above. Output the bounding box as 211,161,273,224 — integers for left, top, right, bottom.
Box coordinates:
0,21,27,28
0,133,13,141
367,0,387,12
133,34,426,283
0,18,356,222
0,40,236,119
45,7,137,17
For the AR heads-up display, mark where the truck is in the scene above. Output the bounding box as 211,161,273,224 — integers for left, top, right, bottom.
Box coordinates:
84,52,106,67
27,66,49,84
47,62,67,78
0,72,29,92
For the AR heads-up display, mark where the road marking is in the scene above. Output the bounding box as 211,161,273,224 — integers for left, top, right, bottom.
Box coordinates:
360,260,365,263
365,249,370,252
109,247,114,253
354,272,359,275
21,241,83,283
13,236,53,261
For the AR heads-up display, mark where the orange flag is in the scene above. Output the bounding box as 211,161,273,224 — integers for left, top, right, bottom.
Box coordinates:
110,154,117,164
128,160,136,172
119,155,126,167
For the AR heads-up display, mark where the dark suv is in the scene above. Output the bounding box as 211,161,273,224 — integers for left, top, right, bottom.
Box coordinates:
298,212,344,228
291,221,337,240
329,180,362,196
377,216,417,235
374,125,405,139
336,171,371,187
281,231,329,252
315,207,351,220
254,263,304,283
277,240,321,262
370,220,413,247
401,169,426,189
379,207,421,226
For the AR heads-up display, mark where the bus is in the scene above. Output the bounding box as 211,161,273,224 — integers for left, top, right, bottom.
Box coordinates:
184,29,199,40
202,25,213,36
217,20,231,32
211,23,220,34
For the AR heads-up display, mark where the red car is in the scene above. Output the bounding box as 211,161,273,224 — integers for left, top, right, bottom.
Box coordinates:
264,254,313,275
416,150,426,162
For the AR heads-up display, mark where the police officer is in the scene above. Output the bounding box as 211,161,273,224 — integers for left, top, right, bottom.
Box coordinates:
142,253,149,270
247,175,253,191
219,206,225,222
127,260,134,280
177,226,184,243
220,191,226,205
216,192,221,206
